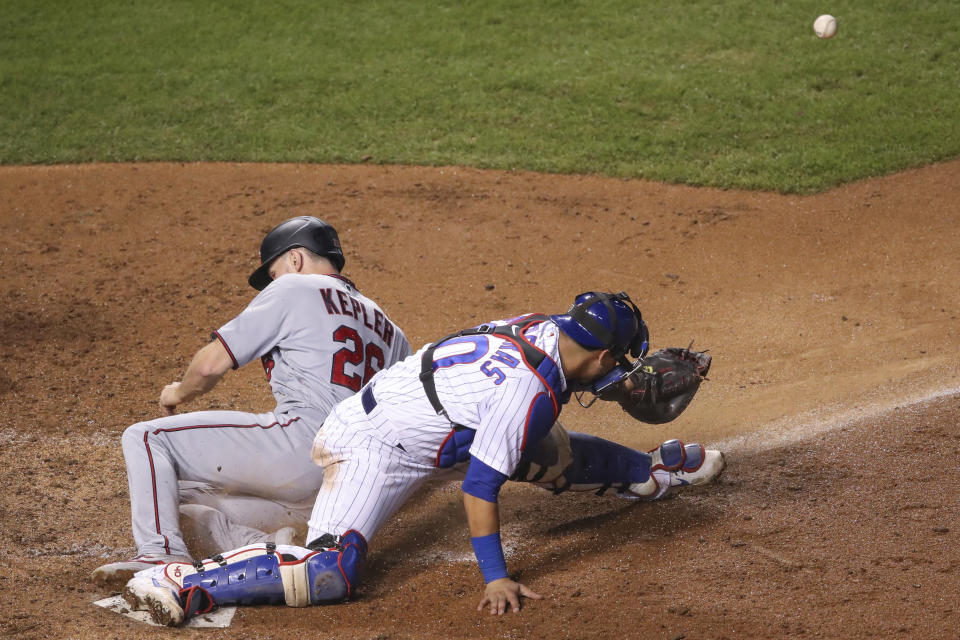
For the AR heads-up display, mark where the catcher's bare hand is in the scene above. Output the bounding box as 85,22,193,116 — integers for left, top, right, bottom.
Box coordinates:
477,578,542,615
159,382,182,415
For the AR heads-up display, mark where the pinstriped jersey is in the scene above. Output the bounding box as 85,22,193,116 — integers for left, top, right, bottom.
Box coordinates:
360,317,567,477
214,273,411,419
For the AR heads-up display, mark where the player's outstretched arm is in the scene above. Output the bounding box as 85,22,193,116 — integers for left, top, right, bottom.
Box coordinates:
159,339,234,415
463,492,543,614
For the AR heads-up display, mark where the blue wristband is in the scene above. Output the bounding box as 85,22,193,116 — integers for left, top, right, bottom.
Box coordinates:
470,533,509,584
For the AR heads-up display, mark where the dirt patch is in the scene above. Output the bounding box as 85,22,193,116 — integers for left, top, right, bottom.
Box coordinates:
1,161,958,638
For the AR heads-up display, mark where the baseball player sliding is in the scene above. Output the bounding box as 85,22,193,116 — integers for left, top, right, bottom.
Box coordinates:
119,291,723,624
92,217,411,588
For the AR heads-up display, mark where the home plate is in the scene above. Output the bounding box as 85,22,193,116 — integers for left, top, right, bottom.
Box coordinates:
94,595,236,627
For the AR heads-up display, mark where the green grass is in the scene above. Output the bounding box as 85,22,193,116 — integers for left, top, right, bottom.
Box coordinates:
1,0,959,192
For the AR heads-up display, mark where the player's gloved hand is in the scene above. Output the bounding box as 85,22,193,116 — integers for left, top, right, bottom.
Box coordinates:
598,347,711,424
477,577,543,615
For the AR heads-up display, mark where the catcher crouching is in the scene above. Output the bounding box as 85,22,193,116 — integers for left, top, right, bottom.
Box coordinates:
117,290,724,624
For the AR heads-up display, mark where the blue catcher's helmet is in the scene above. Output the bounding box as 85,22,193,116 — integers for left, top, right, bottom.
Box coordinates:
550,291,650,366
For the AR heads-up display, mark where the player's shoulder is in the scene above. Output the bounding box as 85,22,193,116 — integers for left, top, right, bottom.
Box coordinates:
492,315,561,362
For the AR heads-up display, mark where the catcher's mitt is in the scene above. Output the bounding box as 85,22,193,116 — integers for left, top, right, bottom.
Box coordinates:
601,347,711,424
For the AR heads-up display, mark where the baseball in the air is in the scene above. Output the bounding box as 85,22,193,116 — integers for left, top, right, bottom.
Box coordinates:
813,14,838,39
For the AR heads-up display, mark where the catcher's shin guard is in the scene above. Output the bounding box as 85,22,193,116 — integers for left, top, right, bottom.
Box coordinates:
179,549,287,619
545,431,652,496
177,531,367,622
288,530,367,605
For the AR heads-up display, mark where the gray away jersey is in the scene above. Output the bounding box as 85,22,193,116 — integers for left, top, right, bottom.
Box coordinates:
214,273,411,419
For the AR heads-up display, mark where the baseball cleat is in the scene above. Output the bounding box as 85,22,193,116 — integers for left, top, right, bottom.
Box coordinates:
669,449,725,488
627,470,670,500
122,576,185,626
627,444,725,500
92,554,191,590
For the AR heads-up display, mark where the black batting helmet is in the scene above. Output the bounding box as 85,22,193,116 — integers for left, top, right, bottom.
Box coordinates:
248,216,345,290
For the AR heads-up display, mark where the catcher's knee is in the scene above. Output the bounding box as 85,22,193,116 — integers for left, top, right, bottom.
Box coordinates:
291,530,367,604
511,422,572,485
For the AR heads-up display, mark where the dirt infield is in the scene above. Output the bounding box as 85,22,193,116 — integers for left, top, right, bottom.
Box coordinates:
1,161,958,639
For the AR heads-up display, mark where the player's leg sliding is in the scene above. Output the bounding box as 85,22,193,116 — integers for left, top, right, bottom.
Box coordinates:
122,531,367,627
92,553,194,590
92,420,195,588
518,431,724,500
95,511,299,591
179,503,298,559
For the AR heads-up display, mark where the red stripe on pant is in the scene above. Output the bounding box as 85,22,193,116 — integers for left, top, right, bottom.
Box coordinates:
142,430,171,554
142,416,303,555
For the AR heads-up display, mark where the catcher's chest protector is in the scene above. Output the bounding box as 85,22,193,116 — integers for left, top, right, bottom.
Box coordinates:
421,315,564,467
